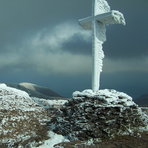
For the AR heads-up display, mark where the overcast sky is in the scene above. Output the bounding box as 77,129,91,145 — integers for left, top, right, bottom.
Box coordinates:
0,0,148,98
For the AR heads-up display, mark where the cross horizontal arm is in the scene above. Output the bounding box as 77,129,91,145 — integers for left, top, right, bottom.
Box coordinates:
79,16,92,30
79,10,126,30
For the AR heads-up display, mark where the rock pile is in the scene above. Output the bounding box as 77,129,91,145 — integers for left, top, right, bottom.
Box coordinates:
49,89,148,141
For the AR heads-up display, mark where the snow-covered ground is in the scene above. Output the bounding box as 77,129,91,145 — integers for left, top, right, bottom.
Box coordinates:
0,84,68,148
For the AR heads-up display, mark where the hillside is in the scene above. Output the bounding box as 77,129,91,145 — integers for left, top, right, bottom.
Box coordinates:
6,82,62,100
0,84,148,148
0,83,68,147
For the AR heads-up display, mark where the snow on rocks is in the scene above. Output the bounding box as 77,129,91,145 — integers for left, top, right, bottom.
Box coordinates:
0,84,42,111
49,89,148,142
73,89,134,107
32,97,68,109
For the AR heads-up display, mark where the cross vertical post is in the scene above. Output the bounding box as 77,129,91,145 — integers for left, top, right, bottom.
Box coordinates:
79,0,126,92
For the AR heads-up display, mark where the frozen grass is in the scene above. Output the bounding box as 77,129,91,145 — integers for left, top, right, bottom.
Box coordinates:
0,109,50,147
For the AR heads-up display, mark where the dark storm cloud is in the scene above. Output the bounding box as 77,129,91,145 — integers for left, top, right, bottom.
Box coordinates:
0,22,92,75
0,0,147,60
104,23,148,59
104,0,148,59
0,0,90,47
0,0,147,98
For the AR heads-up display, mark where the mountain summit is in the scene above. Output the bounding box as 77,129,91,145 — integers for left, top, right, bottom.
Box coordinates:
6,82,62,99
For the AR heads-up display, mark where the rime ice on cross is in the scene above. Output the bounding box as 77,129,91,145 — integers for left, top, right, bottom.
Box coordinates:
79,0,126,92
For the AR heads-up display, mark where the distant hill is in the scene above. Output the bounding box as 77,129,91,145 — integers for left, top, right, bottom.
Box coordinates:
134,95,148,107
6,82,63,100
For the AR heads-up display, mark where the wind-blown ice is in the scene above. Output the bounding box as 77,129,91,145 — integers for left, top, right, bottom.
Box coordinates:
95,0,110,15
111,10,126,25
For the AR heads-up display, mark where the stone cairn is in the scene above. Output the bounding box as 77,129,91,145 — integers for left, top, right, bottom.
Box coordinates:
49,89,148,141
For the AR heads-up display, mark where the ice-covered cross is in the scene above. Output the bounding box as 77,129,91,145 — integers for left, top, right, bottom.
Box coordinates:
79,0,125,91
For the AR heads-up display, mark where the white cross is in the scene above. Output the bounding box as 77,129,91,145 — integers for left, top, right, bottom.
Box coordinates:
79,0,126,91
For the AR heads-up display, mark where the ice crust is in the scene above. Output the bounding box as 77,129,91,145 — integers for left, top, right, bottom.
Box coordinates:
73,89,135,107
95,0,110,15
111,10,126,25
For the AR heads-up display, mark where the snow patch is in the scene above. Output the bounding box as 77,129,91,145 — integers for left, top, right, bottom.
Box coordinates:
32,97,68,109
19,82,37,91
33,131,69,148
